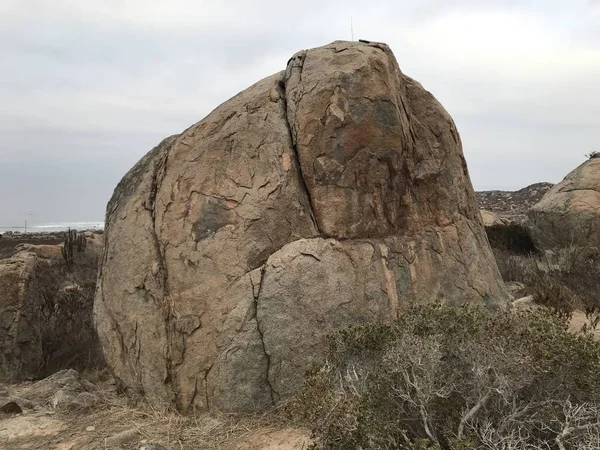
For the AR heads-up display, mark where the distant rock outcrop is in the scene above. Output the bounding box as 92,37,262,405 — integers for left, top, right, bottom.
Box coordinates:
476,182,554,222
94,40,508,413
528,158,600,249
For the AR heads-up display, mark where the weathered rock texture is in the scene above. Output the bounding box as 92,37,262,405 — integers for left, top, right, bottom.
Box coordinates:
0,252,41,382
480,210,504,228
94,40,507,413
528,157,600,250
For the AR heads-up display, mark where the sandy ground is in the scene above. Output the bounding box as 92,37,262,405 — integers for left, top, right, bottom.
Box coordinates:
0,414,308,450
569,311,600,339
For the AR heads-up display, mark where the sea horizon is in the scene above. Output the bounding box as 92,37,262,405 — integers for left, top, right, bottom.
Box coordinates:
0,221,104,233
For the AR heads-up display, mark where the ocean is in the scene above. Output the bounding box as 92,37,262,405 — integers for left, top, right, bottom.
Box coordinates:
0,221,104,233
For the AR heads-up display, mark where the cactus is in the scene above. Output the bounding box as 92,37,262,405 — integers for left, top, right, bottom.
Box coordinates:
76,231,86,253
61,228,86,266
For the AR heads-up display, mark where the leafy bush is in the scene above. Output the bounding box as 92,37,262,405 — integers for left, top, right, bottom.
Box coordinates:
295,305,600,449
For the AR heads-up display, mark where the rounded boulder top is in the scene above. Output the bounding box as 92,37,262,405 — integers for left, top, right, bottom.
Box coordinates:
528,156,600,250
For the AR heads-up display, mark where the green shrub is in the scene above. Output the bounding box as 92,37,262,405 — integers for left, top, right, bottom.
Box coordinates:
295,305,600,449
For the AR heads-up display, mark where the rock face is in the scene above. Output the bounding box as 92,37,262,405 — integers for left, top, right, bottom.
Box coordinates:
0,252,41,382
13,244,63,260
480,210,504,228
94,40,507,413
528,157,600,249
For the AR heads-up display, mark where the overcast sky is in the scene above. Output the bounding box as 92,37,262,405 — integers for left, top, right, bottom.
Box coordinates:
1,0,599,225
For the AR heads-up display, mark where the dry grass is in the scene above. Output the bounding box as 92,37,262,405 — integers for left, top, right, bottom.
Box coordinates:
492,248,535,282
36,253,105,377
493,243,600,333
6,380,307,450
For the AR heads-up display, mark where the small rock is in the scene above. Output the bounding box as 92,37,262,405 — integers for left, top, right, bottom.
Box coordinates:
0,398,23,414
105,428,139,447
512,295,536,310
0,415,65,440
86,426,96,432
55,444,75,450
51,390,98,410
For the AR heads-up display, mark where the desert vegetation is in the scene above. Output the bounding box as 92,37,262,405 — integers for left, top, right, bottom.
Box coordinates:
35,229,104,377
35,250,104,377
294,305,600,449
61,227,87,267
292,220,600,449
491,237,600,331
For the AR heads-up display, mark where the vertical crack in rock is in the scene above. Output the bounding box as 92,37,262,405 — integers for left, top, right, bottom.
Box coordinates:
252,266,277,405
97,137,177,397
147,139,176,397
278,61,321,235
203,364,213,410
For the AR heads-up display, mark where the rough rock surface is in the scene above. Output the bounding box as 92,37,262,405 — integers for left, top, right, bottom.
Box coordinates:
0,251,41,382
5,369,99,413
13,244,63,260
480,210,504,227
95,40,507,413
528,158,600,249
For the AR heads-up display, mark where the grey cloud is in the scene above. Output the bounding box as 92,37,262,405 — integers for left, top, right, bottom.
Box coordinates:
0,0,598,225
0,160,124,225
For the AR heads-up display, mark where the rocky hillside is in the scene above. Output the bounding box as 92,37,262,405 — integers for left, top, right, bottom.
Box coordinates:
476,182,554,219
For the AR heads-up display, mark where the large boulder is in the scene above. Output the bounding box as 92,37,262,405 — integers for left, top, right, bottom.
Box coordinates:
528,157,600,250
0,252,41,382
94,40,507,413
